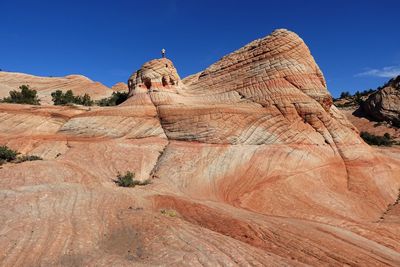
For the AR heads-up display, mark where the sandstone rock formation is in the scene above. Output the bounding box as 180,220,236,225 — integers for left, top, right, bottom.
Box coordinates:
0,29,400,266
339,107,400,142
363,75,400,126
111,82,128,92
0,72,113,104
128,58,182,93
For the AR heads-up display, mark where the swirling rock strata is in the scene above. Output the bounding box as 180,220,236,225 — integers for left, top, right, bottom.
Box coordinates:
0,29,399,266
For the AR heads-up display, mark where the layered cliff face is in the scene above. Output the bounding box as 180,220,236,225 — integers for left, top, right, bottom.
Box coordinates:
363,75,400,126
0,72,113,104
0,29,400,266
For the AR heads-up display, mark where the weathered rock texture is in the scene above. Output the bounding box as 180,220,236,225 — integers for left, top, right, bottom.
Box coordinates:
0,72,113,104
1,29,400,266
363,75,400,126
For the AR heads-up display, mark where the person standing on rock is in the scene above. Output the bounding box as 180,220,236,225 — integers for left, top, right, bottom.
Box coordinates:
161,48,166,58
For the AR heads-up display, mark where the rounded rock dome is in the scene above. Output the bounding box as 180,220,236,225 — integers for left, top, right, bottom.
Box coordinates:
128,58,181,94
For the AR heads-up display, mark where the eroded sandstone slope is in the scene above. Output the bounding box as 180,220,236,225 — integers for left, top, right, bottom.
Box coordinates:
0,29,400,266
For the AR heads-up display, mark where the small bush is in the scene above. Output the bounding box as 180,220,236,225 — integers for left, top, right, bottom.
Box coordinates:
0,146,44,165
75,93,94,106
51,90,93,106
2,85,40,105
115,171,135,187
160,209,177,217
339,91,351,99
96,92,128,106
360,131,393,146
14,155,43,163
0,146,19,163
114,171,151,187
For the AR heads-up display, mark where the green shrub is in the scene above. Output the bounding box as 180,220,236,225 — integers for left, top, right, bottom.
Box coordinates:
0,146,44,165
360,131,393,146
114,171,151,187
0,146,19,162
14,155,43,163
115,171,135,187
2,85,40,105
97,92,128,106
383,133,391,139
339,91,351,99
75,93,94,106
51,90,93,106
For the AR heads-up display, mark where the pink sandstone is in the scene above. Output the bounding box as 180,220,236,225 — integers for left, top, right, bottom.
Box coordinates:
0,29,399,266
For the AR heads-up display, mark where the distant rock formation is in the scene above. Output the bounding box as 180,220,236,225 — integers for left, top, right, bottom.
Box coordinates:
0,72,113,104
111,82,128,92
363,75,400,126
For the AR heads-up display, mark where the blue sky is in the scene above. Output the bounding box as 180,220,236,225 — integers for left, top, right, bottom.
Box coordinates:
1,0,399,97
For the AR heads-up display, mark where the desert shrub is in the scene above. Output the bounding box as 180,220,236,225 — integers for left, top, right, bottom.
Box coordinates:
2,85,40,105
360,131,393,146
0,146,44,165
0,146,19,162
335,102,356,108
75,93,94,106
354,91,364,105
51,90,72,105
14,155,43,163
114,171,151,187
160,209,177,217
97,92,128,106
115,171,135,187
339,91,351,99
360,88,375,96
51,90,93,106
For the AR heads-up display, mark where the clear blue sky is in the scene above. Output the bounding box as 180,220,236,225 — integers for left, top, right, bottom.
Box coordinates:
1,0,399,97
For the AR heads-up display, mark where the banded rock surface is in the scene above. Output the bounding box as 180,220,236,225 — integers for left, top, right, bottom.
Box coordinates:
0,29,400,266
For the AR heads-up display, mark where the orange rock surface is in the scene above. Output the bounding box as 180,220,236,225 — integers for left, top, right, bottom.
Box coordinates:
0,29,400,266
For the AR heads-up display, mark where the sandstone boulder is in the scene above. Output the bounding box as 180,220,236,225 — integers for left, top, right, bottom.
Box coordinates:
363,75,400,126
